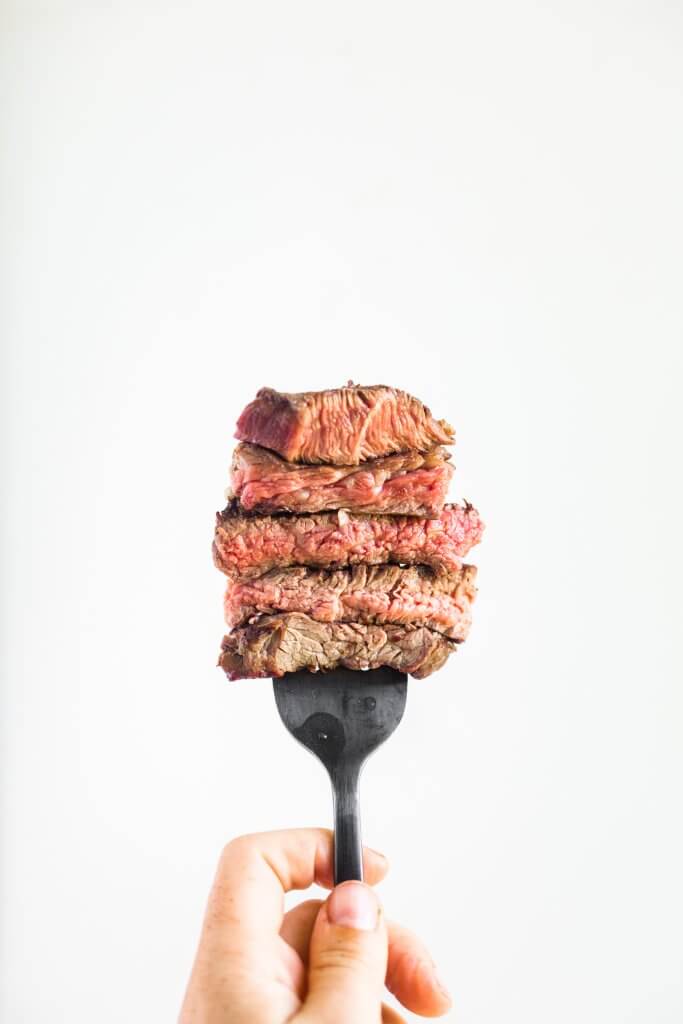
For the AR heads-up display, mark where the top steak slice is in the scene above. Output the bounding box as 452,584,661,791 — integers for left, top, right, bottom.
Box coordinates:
229,442,453,517
224,562,477,641
218,613,457,680
213,501,484,579
234,384,454,465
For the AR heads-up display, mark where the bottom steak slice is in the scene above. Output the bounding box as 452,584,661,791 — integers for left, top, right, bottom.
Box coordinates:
218,613,457,680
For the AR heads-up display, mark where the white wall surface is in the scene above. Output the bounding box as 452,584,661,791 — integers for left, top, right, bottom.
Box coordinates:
2,2,682,1022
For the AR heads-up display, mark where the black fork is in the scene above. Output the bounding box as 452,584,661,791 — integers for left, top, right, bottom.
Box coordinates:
273,667,408,884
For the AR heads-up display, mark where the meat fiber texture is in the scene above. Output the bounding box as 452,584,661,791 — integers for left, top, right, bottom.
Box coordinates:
224,563,477,641
219,613,457,680
229,442,453,517
213,502,484,580
235,384,454,465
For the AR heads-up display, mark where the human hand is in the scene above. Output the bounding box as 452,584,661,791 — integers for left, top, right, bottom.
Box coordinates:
179,828,452,1023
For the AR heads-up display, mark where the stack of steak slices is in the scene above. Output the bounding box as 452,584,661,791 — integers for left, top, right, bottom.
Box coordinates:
213,384,484,680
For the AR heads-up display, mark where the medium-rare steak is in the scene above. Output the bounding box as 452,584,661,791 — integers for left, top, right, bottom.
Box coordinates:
218,613,457,680
224,563,477,641
235,384,454,465
213,502,484,579
229,442,453,517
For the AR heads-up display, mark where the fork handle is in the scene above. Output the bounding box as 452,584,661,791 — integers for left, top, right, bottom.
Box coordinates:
331,766,363,883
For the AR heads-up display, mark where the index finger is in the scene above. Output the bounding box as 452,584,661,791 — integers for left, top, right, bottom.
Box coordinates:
205,829,388,939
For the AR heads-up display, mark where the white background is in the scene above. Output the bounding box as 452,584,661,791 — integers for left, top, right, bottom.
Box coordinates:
2,2,682,1022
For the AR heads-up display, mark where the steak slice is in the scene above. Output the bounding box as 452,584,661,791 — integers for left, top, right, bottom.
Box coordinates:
229,442,453,517
224,563,477,641
218,613,457,680
235,384,454,464
213,502,484,579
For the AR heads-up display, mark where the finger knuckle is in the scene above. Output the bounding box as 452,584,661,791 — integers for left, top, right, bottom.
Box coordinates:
219,833,253,865
312,942,373,976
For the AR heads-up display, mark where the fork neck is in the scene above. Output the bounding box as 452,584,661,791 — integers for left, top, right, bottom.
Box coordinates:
330,762,363,884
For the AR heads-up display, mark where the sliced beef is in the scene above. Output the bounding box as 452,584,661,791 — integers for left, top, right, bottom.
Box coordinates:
218,613,456,680
235,384,454,465
224,563,477,641
213,502,484,579
229,442,453,517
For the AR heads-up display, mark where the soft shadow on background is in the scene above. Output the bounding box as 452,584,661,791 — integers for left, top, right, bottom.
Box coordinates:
1,3,682,1022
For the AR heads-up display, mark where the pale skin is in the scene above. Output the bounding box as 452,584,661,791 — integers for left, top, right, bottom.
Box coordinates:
180,828,452,1024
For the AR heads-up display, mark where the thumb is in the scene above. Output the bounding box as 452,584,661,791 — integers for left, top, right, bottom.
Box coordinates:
302,881,388,1023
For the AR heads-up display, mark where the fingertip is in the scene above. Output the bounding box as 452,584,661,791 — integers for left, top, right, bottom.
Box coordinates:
385,923,453,1018
388,957,451,1018
417,960,453,1016
326,881,382,931
364,846,390,885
